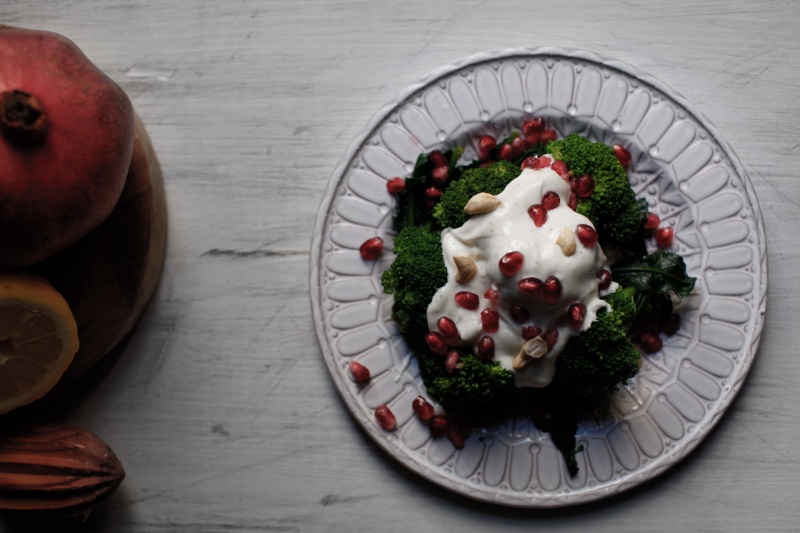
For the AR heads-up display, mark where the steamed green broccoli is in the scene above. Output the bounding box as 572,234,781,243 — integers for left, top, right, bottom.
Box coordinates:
547,134,648,248
552,286,641,397
381,225,447,337
432,161,521,229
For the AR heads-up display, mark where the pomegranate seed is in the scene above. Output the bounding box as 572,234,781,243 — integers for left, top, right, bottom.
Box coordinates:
510,304,530,323
523,117,546,133
425,331,449,355
359,237,384,260
481,308,500,333
429,415,448,437
613,144,632,167
498,143,514,161
431,165,449,184
639,320,662,334
429,150,448,168
527,204,547,227
576,224,599,247
525,132,542,146
522,325,542,340
375,405,397,431
568,191,578,210
412,396,435,423
664,313,681,335
498,251,524,276
511,136,527,156
446,424,466,449
645,213,660,230
437,316,461,345
542,327,559,349
455,291,479,310
568,303,587,328
521,156,540,170
539,129,558,143
478,135,497,156
655,227,674,249
476,335,495,360
597,269,612,291
349,361,371,383
518,277,544,298
541,191,561,211
543,276,562,305
575,175,595,197
484,288,500,300
386,177,405,194
533,155,552,169
424,186,443,202
551,160,569,180
639,332,663,354
445,350,460,373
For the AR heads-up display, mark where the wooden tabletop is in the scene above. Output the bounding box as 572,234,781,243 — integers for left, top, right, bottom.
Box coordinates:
2,1,799,531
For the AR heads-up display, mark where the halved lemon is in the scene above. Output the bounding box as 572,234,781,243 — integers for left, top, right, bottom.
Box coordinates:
0,272,79,414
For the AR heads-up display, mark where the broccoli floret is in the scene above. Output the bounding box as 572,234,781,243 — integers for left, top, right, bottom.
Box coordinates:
552,286,641,397
547,134,647,248
381,225,448,337
418,351,515,412
433,161,521,229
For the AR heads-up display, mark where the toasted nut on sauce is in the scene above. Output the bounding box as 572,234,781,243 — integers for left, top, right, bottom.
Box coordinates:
453,254,477,283
556,227,576,256
512,337,548,370
464,192,501,215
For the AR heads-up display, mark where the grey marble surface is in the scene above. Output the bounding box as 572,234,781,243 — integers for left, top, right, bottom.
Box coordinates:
1,1,798,531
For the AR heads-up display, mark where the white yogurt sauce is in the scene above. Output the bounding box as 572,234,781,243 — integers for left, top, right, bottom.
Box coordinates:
426,165,609,387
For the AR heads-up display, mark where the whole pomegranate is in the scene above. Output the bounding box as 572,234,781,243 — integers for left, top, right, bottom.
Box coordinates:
0,25,134,268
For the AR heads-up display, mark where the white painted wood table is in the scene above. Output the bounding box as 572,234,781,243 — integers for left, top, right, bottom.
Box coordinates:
1,1,798,531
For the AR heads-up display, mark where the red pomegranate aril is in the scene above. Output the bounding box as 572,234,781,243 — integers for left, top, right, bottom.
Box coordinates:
499,251,524,276
575,174,595,197
655,227,674,249
543,276,562,305
498,143,514,161
645,213,660,230
431,165,449,184
484,288,500,300
437,316,461,345
527,204,547,227
521,156,540,170
424,186,443,202
568,303,587,328
525,132,542,146
445,349,461,373
664,313,681,335
523,117,545,133
478,135,497,154
518,277,544,298
359,237,384,260
446,424,466,449
568,191,578,210
481,308,500,334
613,144,632,167
551,159,569,180
533,155,552,169
429,415,448,437
511,136,527,156
425,331,449,355
639,320,662,334
476,335,495,360
386,177,405,194
639,332,663,354
375,405,397,431
412,396,435,423
542,327,559,349
540,129,558,143
510,304,531,323
429,150,448,168
542,191,560,211
522,325,542,340
597,269,612,291
349,361,371,383
576,224,599,247
455,291,480,310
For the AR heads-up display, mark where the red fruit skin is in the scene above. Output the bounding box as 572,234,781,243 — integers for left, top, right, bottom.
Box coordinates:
0,27,135,268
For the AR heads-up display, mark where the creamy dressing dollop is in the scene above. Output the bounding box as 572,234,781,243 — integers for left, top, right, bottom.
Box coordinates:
426,165,609,387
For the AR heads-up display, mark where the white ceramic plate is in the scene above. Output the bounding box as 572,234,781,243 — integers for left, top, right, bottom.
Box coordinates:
310,48,767,507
